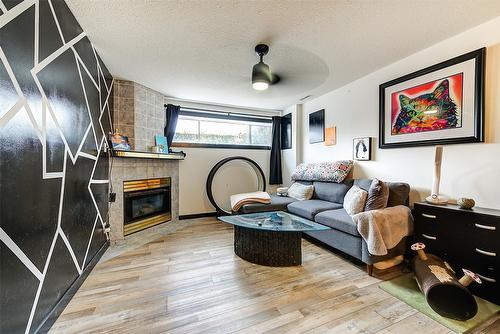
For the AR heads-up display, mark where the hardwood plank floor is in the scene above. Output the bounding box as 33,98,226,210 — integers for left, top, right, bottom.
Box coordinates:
50,218,499,334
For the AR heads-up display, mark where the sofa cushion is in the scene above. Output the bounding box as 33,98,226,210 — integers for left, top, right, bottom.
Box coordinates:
291,160,354,183
313,179,353,204
287,182,314,200
356,179,410,207
343,185,368,215
364,179,389,211
239,195,297,214
314,208,359,236
354,178,373,192
387,182,410,207
287,200,342,220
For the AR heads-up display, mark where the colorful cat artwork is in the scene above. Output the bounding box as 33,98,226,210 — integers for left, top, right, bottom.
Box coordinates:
391,75,462,135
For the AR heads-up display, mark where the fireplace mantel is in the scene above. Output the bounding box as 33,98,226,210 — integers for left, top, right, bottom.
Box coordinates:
112,149,185,160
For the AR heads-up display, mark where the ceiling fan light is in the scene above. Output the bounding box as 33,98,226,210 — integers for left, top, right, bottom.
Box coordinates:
252,62,271,90
252,81,269,91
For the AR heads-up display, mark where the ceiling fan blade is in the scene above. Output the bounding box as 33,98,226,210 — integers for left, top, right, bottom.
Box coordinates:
271,73,281,85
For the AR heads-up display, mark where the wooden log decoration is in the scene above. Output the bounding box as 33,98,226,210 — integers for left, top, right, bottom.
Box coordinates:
411,243,480,320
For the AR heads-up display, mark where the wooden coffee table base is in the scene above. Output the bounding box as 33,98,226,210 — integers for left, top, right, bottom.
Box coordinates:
233,225,302,266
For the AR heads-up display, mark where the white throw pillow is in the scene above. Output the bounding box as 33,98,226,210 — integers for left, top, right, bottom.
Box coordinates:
343,185,368,215
287,182,314,201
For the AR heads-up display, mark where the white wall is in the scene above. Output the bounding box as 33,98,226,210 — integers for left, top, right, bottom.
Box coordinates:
177,147,270,215
296,17,500,209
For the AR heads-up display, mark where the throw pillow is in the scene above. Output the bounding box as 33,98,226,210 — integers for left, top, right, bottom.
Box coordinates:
291,160,354,183
287,182,314,201
343,185,368,215
364,179,389,211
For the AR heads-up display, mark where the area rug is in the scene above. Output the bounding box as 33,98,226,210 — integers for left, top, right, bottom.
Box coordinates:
379,274,500,333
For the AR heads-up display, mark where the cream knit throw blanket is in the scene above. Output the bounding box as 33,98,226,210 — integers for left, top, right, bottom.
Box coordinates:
230,191,271,212
352,205,413,256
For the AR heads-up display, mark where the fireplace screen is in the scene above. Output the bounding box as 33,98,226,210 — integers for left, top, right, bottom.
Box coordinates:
123,178,171,235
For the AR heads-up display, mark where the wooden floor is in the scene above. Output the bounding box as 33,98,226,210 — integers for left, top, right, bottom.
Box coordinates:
50,218,499,334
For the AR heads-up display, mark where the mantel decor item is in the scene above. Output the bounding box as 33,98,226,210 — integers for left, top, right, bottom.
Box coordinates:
353,137,371,160
110,131,131,151
426,145,448,205
155,135,169,153
379,48,485,148
309,109,325,144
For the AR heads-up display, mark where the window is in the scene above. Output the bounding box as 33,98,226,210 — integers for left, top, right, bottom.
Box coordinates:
173,109,272,149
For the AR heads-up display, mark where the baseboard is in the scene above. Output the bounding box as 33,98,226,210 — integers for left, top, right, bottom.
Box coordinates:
179,212,218,220
34,240,109,333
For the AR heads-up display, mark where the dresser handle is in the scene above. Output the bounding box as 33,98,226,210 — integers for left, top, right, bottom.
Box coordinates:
421,213,437,219
475,248,497,257
474,223,496,231
422,233,437,240
476,273,496,283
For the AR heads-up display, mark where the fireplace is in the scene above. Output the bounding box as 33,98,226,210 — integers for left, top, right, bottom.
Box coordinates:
123,178,171,236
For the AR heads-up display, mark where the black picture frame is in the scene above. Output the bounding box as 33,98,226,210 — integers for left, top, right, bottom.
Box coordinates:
353,137,372,161
309,109,325,144
281,113,292,149
379,48,485,149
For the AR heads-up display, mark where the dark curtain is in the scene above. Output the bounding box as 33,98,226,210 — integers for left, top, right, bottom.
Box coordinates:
164,104,180,152
269,116,282,185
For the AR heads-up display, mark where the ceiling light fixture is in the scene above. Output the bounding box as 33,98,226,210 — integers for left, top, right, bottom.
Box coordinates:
252,44,280,91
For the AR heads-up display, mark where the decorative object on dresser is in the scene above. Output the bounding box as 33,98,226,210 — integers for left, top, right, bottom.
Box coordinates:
458,197,476,209
426,145,448,205
379,48,485,148
353,137,371,161
413,202,499,305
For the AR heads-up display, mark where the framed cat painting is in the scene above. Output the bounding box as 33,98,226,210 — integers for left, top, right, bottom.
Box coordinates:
379,48,485,148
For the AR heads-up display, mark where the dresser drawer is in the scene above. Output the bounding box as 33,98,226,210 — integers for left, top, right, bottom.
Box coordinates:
448,254,498,279
468,216,499,253
414,204,447,222
413,233,447,258
468,278,499,305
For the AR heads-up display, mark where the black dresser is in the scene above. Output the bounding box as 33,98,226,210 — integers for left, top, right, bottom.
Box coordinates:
413,202,499,305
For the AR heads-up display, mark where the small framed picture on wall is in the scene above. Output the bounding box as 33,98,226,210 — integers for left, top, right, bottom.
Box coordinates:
353,137,372,161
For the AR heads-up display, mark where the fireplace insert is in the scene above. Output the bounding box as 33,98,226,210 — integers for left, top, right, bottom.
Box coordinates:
123,178,171,235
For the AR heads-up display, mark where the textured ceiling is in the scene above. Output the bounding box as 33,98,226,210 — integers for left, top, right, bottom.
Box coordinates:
66,0,500,111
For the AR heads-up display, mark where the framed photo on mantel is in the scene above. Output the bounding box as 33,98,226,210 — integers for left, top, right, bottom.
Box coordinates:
379,48,485,149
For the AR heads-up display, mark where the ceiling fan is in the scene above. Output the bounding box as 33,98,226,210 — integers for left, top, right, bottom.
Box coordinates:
252,44,280,91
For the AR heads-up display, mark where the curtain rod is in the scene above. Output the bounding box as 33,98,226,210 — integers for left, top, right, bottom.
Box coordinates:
165,104,274,120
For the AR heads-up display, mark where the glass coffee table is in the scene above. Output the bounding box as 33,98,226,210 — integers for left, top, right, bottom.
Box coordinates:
219,211,330,266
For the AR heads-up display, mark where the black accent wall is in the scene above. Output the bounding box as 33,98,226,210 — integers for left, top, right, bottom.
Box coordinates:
0,1,112,333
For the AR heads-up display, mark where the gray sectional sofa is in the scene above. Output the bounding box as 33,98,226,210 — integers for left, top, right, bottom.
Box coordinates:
239,178,411,274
